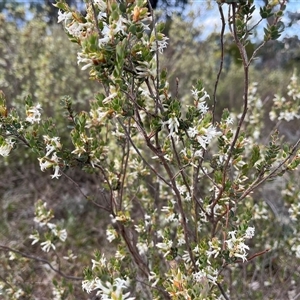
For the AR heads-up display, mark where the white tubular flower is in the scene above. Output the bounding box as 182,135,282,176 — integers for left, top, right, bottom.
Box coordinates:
269,110,277,121
226,116,234,125
0,137,15,157
188,125,220,150
151,35,169,54
11,289,25,298
136,57,157,78
29,232,40,245
45,144,56,157
97,10,107,20
196,134,209,149
71,145,86,156
94,0,107,11
47,222,57,232
178,185,187,195
162,114,180,136
193,269,216,286
177,232,186,246
244,226,255,239
291,244,300,259
98,24,111,47
287,72,300,100
199,90,210,102
106,228,117,242
278,110,300,122
137,242,148,255
289,203,300,221
197,101,209,114
82,279,96,294
54,228,68,242
206,237,221,261
187,126,198,138
63,250,77,261
191,87,200,99
88,109,110,127
38,157,54,171
26,103,42,124
57,10,72,25
45,135,61,147
52,285,65,300
102,92,118,104
93,277,134,300
225,230,250,262
39,152,61,179
50,164,61,179
191,87,210,101
40,240,56,252
67,21,93,39
156,240,173,257
149,271,159,287
33,201,54,225
39,136,62,179
92,254,106,270
115,250,126,260
77,52,94,70
43,136,62,155
112,17,127,35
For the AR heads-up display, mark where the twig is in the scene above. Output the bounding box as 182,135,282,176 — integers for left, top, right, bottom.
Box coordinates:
158,150,197,269
117,118,172,188
61,170,111,212
147,0,160,114
135,278,171,300
247,40,266,67
119,120,131,210
217,281,230,300
213,4,226,124
90,0,102,39
235,248,270,264
211,2,250,227
117,223,150,278
93,162,118,215
237,137,300,202
60,170,89,200
170,135,193,202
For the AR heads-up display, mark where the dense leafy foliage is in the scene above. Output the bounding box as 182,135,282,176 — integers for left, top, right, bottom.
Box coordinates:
1,0,300,299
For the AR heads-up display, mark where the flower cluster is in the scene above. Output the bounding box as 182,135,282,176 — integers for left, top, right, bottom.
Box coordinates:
0,284,24,300
187,86,220,150
82,277,134,300
0,136,15,157
225,227,255,262
25,103,42,124
38,135,62,179
29,200,68,252
56,0,167,83
269,71,300,122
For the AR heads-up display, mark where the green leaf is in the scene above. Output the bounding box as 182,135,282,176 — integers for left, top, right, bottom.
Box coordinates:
250,145,260,167
214,170,223,184
111,9,119,21
53,2,68,10
128,24,137,35
119,2,127,13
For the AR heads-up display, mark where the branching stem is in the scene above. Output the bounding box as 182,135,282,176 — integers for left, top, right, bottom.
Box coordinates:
0,245,83,281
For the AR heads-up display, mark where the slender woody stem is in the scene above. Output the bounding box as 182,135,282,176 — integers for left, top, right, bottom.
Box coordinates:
211,2,250,234
0,245,83,281
213,4,226,124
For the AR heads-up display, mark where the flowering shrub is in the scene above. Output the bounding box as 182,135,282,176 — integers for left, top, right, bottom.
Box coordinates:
1,0,300,299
